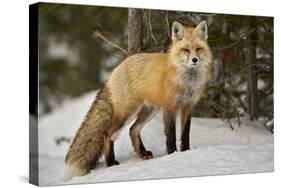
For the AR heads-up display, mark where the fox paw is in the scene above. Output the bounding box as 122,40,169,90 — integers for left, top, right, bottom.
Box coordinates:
107,160,120,167
139,150,153,159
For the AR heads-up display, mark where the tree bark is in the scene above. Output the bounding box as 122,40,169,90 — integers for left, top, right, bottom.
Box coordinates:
247,24,258,120
128,8,143,55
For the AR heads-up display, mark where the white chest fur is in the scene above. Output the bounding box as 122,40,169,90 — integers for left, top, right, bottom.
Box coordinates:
176,67,206,107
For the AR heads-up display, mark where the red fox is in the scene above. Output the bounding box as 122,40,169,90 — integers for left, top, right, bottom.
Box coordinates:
64,20,213,180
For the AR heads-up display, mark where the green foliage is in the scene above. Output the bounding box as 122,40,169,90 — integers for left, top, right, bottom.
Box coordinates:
39,3,127,113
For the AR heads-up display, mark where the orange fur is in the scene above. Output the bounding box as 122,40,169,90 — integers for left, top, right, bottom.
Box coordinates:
108,22,212,112
65,20,213,180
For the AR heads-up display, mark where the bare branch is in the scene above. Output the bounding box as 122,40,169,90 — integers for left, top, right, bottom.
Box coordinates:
148,10,158,45
237,113,241,127
197,13,218,17
165,11,170,37
226,119,234,130
212,29,257,50
92,30,127,54
142,9,150,46
232,92,247,112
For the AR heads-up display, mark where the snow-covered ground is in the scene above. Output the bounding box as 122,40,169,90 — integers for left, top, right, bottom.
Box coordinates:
37,92,274,186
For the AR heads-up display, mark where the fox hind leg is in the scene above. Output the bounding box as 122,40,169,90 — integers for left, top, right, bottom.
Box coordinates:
104,136,120,167
104,116,127,167
130,105,158,159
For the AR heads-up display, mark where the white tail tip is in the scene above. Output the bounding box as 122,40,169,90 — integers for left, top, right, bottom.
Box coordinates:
64,163,87,181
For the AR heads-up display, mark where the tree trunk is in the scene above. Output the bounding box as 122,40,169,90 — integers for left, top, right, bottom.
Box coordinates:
128,8,143,55
247,25,258,120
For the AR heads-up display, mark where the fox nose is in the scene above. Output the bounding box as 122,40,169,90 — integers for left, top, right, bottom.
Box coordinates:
192,58,198,63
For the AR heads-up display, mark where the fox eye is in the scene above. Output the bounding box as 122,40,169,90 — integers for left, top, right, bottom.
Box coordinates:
182,48,190,53
196,48,202,52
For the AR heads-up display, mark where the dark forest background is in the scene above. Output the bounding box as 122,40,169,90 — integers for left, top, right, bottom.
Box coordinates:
38,3,273,132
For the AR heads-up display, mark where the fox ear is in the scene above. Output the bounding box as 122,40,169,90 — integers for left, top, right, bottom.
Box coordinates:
195,20,208,41
172,21,185,41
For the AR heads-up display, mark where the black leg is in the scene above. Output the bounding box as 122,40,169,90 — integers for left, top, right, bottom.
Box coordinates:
163,111,177,154
104,117,126,167
104,139,119,167
181,110,191,151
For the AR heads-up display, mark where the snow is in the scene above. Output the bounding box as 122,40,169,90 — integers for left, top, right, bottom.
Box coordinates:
37,91,274,186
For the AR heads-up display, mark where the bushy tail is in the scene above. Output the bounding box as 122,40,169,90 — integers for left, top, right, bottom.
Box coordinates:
64,86,113,181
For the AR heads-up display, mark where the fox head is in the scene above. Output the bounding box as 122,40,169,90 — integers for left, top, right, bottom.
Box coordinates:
169,21,212,70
